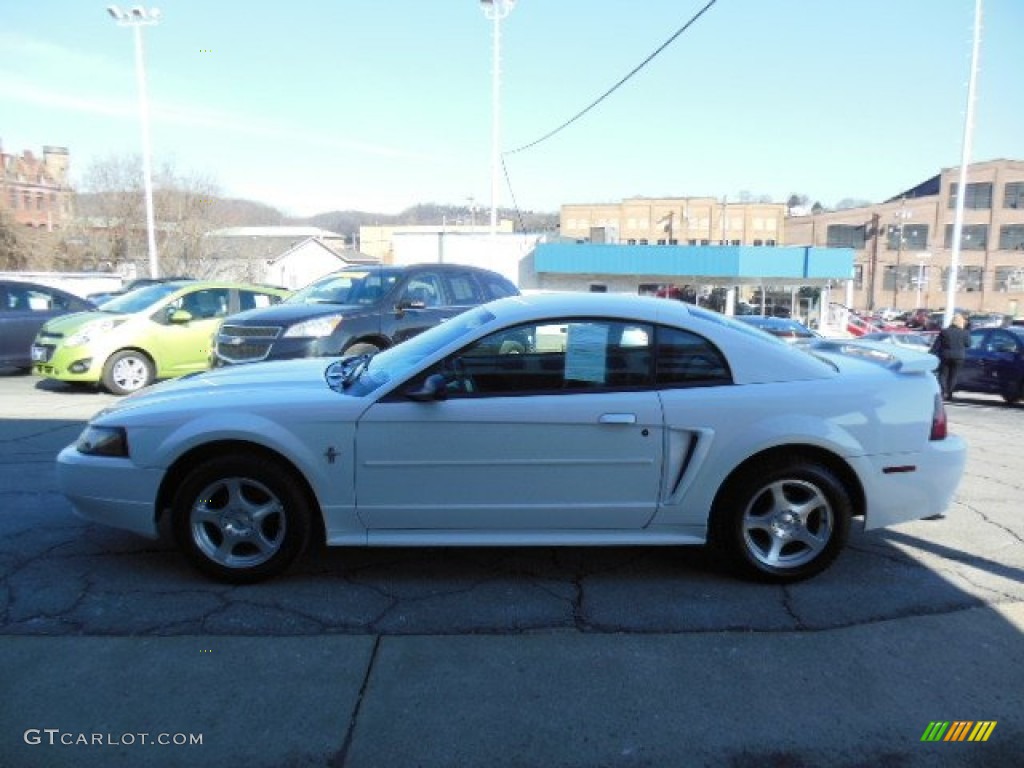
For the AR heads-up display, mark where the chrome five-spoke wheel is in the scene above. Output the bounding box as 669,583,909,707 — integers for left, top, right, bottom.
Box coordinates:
713,457,852,583
190,477,286,570
173,455,313,583
741,478,834,570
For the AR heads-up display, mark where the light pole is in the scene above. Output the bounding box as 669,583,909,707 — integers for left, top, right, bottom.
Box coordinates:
107,5,161,279
946,0,983,327
480,0,516,239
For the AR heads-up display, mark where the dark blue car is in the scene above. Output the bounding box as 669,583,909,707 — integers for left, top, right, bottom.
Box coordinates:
958,326,1024,404
0,280,95,371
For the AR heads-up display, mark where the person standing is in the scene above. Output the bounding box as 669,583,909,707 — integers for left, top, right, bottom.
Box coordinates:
931,313,969,401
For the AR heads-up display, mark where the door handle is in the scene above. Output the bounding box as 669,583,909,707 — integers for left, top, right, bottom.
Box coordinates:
599,413,637,424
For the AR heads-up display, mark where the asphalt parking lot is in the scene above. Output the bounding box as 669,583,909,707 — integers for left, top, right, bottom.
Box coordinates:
0,370,1021,767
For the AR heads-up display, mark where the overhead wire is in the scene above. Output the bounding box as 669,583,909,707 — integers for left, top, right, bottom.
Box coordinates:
505,0,719,157
499,0,720,228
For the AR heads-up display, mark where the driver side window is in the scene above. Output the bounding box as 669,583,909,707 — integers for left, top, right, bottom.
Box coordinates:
438,319,654,396
402,274,444,307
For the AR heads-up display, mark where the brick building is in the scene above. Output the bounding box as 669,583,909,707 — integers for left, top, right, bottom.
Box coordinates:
0,142,73,230
785,159,1024,315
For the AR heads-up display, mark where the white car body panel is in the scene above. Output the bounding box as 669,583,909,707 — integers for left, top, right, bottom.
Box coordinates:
55,293,967,576
356,390,663,530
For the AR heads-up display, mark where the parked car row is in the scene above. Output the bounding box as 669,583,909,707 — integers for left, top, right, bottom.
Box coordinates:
13,264,519,396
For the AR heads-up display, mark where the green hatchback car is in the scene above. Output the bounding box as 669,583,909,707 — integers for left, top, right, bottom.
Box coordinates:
32,280,288,394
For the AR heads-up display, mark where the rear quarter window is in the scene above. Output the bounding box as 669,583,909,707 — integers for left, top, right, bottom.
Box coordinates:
481,273,518,300
656,326,732,387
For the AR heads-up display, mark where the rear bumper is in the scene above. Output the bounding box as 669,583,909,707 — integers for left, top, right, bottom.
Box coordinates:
855,435,967,529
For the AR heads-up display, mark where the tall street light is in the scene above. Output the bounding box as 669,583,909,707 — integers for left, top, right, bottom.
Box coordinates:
480,0,516,239
946,0,983,327
107,5,161,279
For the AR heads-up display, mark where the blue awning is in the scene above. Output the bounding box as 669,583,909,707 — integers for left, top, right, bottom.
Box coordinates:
534,244,853,283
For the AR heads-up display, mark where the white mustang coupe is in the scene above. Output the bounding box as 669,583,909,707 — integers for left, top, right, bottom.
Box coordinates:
58,293,966,584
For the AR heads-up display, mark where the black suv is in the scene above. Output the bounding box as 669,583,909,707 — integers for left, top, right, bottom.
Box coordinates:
213,263,518,364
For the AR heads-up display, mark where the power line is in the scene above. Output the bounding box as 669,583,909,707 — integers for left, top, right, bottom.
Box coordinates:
500,155,526,232
505,0,719,156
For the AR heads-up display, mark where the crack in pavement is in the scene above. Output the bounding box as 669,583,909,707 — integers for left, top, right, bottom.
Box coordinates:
330,634,381,768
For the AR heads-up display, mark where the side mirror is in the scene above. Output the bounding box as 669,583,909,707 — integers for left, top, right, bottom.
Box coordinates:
405,373,448,402
396,298,426,313
169,309,193,324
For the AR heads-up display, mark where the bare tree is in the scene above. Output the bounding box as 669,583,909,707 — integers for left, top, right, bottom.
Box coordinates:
0,209,25,270
78,154,227,278
0,208,65,271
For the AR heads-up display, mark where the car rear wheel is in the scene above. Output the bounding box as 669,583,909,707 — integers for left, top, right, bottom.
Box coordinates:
712,457,851,583
102,350,155,395
172,455,312,583
1001,379,1023,405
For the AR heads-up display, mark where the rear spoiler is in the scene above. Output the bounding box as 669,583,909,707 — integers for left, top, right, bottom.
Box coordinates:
808,339,938,374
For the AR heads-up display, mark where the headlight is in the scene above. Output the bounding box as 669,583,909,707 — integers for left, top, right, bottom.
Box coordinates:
283,315,343,338
76,426,129,457
65,319,119,347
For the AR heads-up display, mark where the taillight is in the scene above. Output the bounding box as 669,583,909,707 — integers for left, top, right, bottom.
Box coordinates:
930,394,947,441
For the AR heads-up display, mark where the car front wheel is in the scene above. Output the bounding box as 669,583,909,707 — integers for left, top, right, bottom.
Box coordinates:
344,342,380,356
172,455,312,583
102,350,155,395
712,458,852,583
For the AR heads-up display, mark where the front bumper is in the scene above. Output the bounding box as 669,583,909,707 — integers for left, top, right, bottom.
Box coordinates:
32,343,102,383
215,335,332,365
56,444,165,538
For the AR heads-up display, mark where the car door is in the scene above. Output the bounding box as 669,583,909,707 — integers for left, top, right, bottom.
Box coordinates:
958,329,988,392
149,287,232,374
354,318,664,531
2,284,84,367
386,271,454,346
964,329,1023,396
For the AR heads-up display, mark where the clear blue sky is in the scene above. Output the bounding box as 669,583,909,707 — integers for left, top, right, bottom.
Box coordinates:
1,0,1020,217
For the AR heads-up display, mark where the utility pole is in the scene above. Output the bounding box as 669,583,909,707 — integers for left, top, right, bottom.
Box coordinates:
866,213,880,311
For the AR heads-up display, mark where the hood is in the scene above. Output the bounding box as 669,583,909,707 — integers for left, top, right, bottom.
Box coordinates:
39,310,123,335
93,358,345,424
222,302,372,327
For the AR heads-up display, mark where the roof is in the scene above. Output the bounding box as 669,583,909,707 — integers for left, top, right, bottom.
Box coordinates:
267,237,377,265
206,226,346,239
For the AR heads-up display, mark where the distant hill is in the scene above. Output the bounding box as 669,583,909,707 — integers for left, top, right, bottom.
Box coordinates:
295,203,559,235
74,193,559,234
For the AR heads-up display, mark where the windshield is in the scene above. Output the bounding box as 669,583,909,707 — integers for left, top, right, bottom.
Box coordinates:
340,306,497,395
98,282,185,314
286,269,400,306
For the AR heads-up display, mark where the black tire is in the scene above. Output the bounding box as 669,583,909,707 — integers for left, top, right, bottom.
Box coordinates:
711,457,852,583
101,350,155,395
344,342,380,356
171,454,313,583
1001,379,1023,405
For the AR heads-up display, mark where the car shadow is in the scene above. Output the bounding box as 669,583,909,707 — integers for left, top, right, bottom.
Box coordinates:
32,377,107,395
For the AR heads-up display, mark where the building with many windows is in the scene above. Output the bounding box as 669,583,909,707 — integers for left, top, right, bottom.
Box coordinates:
0,142,73,230
560,197,787,248
785,159,1024,315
